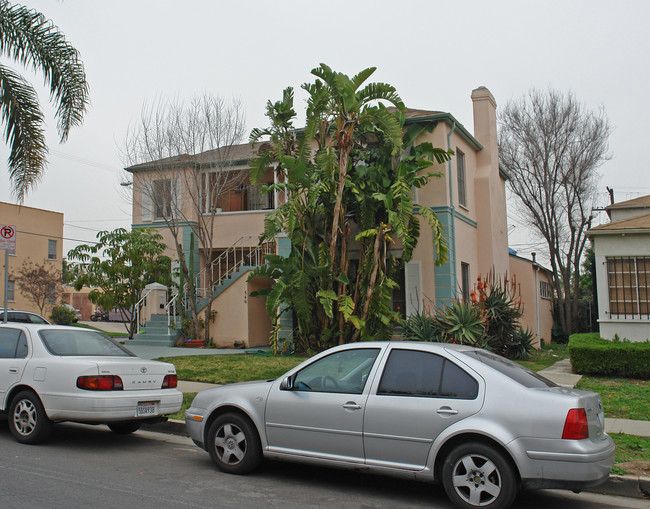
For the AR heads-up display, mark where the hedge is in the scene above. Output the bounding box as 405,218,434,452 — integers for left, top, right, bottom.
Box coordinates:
568,333,650,379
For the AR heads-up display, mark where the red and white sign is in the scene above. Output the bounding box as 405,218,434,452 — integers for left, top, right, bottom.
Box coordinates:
0,225,16,250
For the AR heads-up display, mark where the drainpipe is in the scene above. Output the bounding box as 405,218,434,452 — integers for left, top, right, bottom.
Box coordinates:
447,121,457,298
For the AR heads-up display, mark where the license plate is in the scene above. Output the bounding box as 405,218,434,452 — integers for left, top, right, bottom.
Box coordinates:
136,401,158,417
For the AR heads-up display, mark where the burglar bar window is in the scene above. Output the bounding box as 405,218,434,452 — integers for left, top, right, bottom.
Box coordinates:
606,257,650,319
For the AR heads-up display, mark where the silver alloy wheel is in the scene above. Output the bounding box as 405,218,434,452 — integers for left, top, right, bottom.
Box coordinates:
214,422,247,466
13,398,37,437
451,453,502,507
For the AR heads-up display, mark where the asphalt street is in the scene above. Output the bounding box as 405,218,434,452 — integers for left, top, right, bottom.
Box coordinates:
0,422,646,509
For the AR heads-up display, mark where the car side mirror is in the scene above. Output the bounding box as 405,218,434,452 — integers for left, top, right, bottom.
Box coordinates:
280,375,294,391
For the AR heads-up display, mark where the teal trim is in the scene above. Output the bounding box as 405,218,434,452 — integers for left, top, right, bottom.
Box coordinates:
182,226,200,281
429,206,477,228
275,234,293,340
432,209,457,308
276,234,292,258
404,113,483,152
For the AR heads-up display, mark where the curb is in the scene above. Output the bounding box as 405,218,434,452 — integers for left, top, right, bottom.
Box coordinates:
585,474,650,500
141,420,650,500
141,418,188,437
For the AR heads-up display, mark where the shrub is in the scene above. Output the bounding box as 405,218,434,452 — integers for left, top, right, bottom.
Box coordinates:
434,300,488,348
568,333,650,379
401,310,439,342
50,304,77,325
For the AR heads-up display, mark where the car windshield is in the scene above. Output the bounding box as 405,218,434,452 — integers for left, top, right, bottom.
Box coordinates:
39,329,135,357
459,349,558,388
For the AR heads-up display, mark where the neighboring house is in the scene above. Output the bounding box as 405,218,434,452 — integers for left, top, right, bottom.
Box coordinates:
0,201,63,316
127,87,550,348
508,251,554,347
588,195,650,342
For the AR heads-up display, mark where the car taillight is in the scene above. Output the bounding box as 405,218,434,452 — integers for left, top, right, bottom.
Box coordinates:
162,374,177,389
77,375,124,391
562,408,589,439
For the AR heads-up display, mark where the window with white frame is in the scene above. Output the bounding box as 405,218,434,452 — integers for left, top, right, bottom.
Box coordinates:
47,239,57,260
456,149,467,208
606,256,649,319
540,280,551,300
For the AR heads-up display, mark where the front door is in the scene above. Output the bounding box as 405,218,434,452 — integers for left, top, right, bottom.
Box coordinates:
265,347,380,463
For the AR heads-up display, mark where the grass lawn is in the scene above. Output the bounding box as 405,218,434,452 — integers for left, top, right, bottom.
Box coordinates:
610,433,650,476
73,322,128,338
156,354,305,385
516,342,569,372
575,376,650,421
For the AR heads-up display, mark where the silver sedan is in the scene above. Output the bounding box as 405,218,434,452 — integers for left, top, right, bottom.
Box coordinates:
185,342,614,509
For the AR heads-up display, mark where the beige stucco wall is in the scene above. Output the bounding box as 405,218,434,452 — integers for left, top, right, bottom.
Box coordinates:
1,202,63,317
205,271,272,347
508,255,554,347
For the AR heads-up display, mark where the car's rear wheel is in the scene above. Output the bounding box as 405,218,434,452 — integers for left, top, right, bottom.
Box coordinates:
8,391,53,444
207,413,262,474
107,420,142,434
441,442,517,509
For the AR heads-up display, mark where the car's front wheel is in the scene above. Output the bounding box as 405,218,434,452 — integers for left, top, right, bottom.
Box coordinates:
8,391,53,444
107,421,142,434
207,412,262,474
441,442,517,509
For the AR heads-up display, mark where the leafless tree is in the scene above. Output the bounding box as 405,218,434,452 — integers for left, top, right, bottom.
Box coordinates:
121,94,247,341
13,259,61,316
498,89,611,336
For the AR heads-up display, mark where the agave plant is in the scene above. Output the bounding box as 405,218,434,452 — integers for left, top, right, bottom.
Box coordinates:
504,327,536,360
401,310,440,342
434,301,488,348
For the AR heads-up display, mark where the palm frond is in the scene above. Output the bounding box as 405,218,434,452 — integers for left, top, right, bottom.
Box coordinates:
0,1,89,141
0,63,47,201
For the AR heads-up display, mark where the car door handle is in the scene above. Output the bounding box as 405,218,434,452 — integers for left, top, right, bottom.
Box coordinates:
436,406,459,416
9,368,19,373
342,402,362,410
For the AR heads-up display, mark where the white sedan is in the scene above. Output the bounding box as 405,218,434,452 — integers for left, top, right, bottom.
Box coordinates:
0,323,182,444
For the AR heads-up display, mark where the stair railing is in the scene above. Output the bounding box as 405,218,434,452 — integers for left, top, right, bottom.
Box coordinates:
134,288,153,334
193,236,275,299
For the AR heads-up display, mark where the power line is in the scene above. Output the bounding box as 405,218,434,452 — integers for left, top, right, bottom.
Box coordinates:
16,229,99,245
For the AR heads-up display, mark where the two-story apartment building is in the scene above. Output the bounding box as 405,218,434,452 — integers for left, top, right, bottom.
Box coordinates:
0,201,63,316
127,87,549,347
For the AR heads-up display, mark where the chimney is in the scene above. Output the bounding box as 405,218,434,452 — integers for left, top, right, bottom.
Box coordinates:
531,252,536,263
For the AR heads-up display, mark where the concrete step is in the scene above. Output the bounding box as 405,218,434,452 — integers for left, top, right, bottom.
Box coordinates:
129,334,177,347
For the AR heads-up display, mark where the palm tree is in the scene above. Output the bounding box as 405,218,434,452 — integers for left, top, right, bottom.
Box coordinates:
0,0,89,201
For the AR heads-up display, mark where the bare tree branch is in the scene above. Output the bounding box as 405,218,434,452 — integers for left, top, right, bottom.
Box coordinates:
498,89,611,335
121,94,246,342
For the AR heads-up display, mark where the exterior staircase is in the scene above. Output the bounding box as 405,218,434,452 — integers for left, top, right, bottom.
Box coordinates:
129,313,179,347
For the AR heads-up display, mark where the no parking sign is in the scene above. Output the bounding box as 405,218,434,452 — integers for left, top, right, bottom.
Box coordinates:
0,225,16,250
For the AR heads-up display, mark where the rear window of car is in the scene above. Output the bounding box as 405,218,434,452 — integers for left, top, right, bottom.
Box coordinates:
378,349,479,399
39,329,134,357
1,311,49,324
459,349,557,388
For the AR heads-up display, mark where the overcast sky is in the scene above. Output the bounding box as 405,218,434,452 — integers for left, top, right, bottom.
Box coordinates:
1,0,648,260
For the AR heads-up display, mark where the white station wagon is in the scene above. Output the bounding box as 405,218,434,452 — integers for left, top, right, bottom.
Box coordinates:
0,323,182,443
